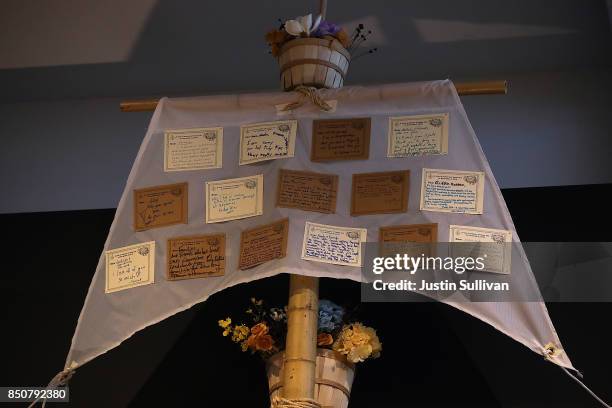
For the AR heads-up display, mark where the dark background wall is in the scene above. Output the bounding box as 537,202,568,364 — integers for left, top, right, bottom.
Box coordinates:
1,0,611,406
2,184,611,407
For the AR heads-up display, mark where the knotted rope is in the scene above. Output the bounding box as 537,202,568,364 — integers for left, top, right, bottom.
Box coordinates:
281,86,333,112
271,396,322,408
27,367,75,408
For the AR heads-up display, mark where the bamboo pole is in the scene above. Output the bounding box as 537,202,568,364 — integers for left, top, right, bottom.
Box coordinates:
118,80,508,112
282,275,320,401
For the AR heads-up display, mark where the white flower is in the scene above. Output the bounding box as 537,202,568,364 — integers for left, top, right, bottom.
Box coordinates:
284,14,322,37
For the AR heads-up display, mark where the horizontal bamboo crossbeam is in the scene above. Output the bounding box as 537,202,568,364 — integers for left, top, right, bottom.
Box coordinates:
454,80,508,96
119,80,507,112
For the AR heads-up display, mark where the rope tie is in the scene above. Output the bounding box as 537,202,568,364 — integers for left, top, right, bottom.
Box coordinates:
542,343,610,408
27,367,76,408
282,86,333,112
271,396,322,408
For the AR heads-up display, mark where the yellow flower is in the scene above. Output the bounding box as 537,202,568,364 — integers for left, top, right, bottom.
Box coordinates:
333,323,382,363
348,344,372,363
218,318,231,328
241,341,249,352
231,325,250,343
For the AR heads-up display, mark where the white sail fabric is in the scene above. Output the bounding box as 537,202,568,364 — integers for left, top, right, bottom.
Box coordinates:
64,80,573,372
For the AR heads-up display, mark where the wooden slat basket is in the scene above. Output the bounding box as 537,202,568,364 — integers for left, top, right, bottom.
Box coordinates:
267,348,355,408
278,38,351,91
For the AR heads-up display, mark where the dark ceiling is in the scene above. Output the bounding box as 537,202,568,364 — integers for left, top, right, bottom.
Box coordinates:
0,0,611,103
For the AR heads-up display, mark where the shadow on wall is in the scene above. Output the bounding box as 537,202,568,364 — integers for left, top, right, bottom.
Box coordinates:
1,0,610,101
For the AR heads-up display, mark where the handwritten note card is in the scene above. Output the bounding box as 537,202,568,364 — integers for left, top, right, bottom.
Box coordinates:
134,182,188,231
301,222,367,267
420,168,485,214
379,223,438,258
164,127,223,171
239,218,289,270
167,234,226,280
239,120,297,165
449,225,512,274
277,169,338,214
105,241,155,293
311,118,370,161
205,175,263,223
388,113,449,157
351,170,409,215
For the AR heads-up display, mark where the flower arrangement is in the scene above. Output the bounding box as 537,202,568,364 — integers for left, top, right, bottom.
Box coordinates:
266,14,377,59
218,298,382,363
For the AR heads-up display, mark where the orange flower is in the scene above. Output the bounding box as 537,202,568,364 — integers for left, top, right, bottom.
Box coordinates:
336,29,350,48
266,30,287,45
317,333,334,346
246,334,258,349
255,334,275,351
250,322,269,337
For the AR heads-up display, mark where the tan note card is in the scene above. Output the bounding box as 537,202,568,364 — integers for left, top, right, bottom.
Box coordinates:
205,174,264,223
239,218,289,270
167,234,226,280
351,170,410,216
276,169,338,214
239,120,297,165
388,113,449,157
134,182,188,231
311,117,371,161
379,223,438,258
420,168,485,214
449,225,512,274
105,241,155,293
164,127,223,171
379,223,438,243
301,222,368,267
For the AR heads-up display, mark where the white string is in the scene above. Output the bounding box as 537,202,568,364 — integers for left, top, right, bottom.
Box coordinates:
26,368,75,408
559,366,610,408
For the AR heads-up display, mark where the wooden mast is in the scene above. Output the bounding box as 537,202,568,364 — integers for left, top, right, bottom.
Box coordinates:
282,275,320,401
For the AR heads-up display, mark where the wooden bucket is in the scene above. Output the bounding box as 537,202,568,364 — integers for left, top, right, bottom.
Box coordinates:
266,348,355,408
278,38,351,91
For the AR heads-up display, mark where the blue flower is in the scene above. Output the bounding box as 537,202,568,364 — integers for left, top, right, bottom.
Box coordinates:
318,300,344,332
312,20,341,37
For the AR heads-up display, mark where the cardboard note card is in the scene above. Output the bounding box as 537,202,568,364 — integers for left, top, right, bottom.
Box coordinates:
164,127,223,171
449,225,512,274
351,170,410,216
379,223,438,258
105,241,155,293
277,169,338,214
167,234,225,280
134,182,188,231
311,118,370,161
420,168,485,214
239,120,297,165
239,218,289,270
379,223,438,243
205,174,264,223
388,113,449,157
301,222,367,267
